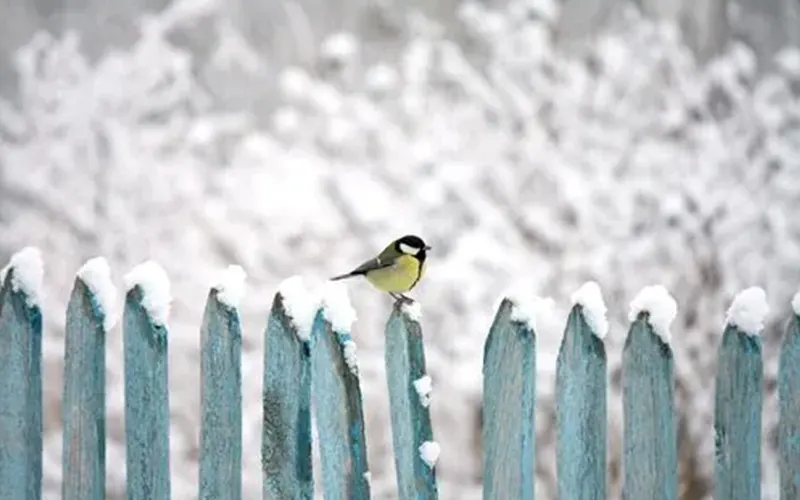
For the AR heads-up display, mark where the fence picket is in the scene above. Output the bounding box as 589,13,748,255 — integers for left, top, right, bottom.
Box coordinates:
0,256,43,500
62,277,107,500
199,286,243,500
384,301,439,499
123,278,172,500
778,311,800,499
622,314,677,500
482,298,536,500
556,303,607,500
713,323,763,500
261,288,314,500
310,304,370,500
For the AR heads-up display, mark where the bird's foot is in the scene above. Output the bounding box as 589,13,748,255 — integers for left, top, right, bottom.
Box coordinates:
389,292,415,304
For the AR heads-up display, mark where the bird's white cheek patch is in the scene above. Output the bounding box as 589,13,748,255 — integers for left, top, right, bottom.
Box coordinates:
399,243,420,255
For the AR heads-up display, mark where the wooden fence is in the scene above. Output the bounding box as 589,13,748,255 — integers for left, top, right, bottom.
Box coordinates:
0,247,798,499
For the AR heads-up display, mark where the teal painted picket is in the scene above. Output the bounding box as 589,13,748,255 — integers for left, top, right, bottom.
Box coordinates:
0,248,799,499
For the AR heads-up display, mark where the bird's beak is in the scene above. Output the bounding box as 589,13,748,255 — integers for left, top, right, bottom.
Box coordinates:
424,245,432,251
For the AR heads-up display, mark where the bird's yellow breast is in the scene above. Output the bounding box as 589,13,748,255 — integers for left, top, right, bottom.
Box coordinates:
365,254,424,293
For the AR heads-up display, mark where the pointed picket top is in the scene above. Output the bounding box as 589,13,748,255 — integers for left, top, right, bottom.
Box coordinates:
778,291,800,498
385,299,439,499
199,267,245,500
310,282,370,500
122,261,172,500
0,247,44,500
75,257,118,331
482,293,548,500
62,258,117,500
622,285,678,500
556,281,608,500
714,287,767,500
261,277,316,500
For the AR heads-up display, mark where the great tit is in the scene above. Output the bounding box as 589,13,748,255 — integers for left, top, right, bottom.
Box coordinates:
330,235,431,302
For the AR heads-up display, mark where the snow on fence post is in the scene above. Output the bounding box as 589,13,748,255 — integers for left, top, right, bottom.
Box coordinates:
384,300,439,499
310,283,370,500
622,286,678,500
714,287,767,500
0,248,44,500
556,282,608,500
482,296,544,500
261,277,315,500
62,258,117,500
198,266,245,500
123,262,172,500
778,292,800,498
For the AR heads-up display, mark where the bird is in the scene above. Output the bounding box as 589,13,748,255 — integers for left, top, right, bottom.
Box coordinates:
330,235,431,303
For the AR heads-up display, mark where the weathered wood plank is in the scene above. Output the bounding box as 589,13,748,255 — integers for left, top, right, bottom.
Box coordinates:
779,310,800,499
199,288,243,500
62,278,108,500
622,314,677,500
261,289,314,500
556,304,607,500
311,306,370,500
482,298,536,500
384,301,439,499
123,284,171,500
0,259,43,500
713,324,762,500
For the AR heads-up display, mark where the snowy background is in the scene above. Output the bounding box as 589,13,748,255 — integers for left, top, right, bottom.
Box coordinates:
1,0,799,498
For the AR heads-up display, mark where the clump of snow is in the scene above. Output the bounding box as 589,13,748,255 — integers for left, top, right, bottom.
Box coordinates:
212,264,247,310
321,281,357,333
342,339,359,376
413,374,433,408
276,276,320,342
0,246,44,308
401,299,423,322
124,260,172,326
77,257,119,331
363,471,371,485
419,441,441,468
792,291,800,316
570,281,609,339
725,287,769,336
502,289,560,337
628,285,678,345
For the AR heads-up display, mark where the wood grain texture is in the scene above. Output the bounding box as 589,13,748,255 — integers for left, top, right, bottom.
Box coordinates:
779,314,800,499
555,305,607,500
622,314,677,500
0,269,43,500
713,324,762,500
123,285,171,500
261,293,313,500
310,311,370,500
384,303,439,499
199,289,242,500
62,279,106,500
482,298,535,500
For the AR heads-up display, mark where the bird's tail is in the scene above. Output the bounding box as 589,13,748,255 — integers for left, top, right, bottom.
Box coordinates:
329,272,356,281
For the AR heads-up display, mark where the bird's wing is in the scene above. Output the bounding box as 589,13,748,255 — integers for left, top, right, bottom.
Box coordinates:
349,254,398,275
330,254,398,281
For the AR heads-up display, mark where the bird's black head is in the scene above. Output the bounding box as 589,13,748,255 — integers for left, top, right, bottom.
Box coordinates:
394,234,431,259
